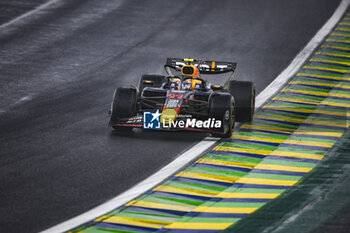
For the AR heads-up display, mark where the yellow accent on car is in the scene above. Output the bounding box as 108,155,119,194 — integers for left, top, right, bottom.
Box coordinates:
211,61,216,71
184,58,194,62
169,77,181,83
191,79,202,89
161,109,178,124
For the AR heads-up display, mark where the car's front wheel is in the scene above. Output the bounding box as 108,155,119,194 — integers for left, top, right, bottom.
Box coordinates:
209,93,235,138
109,86,137,130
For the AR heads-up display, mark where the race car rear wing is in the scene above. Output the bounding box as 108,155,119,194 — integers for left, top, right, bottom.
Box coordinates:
165,58,237,88
165,58,237,74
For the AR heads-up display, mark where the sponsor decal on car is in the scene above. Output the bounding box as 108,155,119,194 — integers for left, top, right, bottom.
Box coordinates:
126,116,142,124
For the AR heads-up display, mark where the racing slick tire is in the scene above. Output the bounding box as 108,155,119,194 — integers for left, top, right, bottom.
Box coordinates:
138,74,166,95
209,93,235,138
228,80,255,122
109,87,137,130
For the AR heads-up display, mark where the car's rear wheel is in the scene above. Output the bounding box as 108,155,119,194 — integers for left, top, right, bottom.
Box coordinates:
209,93,235,138
138,74,165,95
109,87,137,130
228,80,255,122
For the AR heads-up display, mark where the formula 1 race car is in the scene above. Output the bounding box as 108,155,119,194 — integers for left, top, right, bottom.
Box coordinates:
108,58,255,137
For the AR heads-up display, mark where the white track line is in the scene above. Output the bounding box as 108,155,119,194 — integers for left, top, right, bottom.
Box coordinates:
41,0,350,232
0,0,62,30
256,0,350,108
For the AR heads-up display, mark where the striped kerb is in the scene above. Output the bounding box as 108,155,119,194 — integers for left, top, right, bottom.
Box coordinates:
71,10,350,233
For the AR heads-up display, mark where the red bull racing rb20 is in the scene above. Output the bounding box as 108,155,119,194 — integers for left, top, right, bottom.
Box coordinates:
108,58,256,137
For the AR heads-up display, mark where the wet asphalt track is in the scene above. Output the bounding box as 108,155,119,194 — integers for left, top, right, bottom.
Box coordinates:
0,0,340,232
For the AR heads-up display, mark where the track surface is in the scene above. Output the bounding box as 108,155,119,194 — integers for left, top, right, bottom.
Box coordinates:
0,0,340,232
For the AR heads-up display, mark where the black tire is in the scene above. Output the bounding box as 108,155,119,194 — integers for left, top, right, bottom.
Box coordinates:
109,87,137,129
227,80,255,122
138,74,165,95
209,93,235,138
